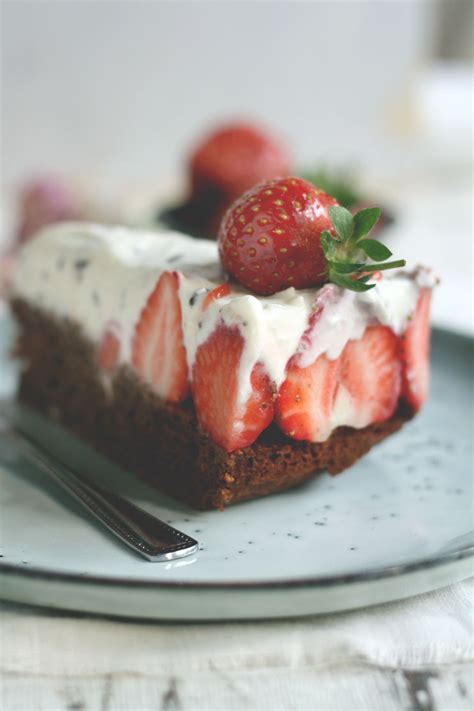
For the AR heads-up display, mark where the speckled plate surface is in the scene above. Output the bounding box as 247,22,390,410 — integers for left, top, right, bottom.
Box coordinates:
0,312,472,620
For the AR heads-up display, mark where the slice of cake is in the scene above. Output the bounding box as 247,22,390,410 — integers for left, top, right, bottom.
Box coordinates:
8,177,434,509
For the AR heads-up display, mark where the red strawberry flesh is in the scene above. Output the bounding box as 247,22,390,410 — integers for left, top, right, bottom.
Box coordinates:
276,324,402,442
132,271,189,403
275,353,340,442
401,288,431,410
202,283,231,310
97,324,121,372
192,323,274,452
340,325,402,426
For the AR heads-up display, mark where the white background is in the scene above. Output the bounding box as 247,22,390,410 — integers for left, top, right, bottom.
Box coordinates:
2,0,436,186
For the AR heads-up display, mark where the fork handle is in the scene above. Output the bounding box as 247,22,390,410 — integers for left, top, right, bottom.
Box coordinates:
5,428,199,562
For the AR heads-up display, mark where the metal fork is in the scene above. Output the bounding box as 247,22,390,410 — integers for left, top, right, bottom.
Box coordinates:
0,406,199,562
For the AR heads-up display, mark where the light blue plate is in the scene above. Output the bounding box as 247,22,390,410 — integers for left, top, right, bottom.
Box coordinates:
0,311,472,619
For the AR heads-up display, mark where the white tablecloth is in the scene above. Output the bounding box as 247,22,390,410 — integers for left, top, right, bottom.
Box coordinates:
1,578,473,710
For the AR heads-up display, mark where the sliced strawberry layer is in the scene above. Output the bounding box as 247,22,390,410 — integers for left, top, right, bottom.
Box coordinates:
132,271,189,403
96,323,121,372
191,324,274,452
295,283,341,359
276,325,401,442
401,288,431,411
202,283,231,310
340,325,401,425
275,354,340,442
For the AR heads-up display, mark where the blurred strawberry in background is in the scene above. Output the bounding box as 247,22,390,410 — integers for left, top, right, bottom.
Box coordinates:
162,121,289,237
190,122,289,203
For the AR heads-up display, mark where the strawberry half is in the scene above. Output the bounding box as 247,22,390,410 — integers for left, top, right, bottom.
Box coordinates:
276,325,401,442
96,322,121,372
340,325,401,426
132,271,189,403
191,324,274,452
202,283,231,310
275,354,340,442
294,283,341,359
401,288,431,411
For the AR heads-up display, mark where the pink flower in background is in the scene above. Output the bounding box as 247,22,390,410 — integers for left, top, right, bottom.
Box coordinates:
16,175,81,244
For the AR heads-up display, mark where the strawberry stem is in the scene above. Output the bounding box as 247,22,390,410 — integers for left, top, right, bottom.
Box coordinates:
321,206,406,292
358,259,406,273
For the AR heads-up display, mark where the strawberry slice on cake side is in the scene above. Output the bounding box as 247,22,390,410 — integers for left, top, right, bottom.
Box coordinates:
131,271,190,404
191,322,275,453
274,295,403,451
401,287,432,412
339,325,402,428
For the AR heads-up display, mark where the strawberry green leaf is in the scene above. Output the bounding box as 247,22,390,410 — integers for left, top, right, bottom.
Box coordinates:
353,207,381,241
329,271,375,292
320,230,333,243
328,206,354,242
359,238,392,261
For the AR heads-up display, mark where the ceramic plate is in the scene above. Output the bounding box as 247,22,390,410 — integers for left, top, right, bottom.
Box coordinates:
0,312,472,620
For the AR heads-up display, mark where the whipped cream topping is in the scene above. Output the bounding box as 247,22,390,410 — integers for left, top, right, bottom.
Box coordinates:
294,275,425,369
10,223,218,365
10,222,431,408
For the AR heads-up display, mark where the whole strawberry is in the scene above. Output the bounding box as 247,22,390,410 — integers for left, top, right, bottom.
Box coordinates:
218,176,405,296
218,177,336,295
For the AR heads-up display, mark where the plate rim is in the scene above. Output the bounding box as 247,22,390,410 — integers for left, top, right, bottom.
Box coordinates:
0,547,472,591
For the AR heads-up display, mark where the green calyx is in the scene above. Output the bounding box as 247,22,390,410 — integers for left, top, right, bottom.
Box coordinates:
321,206,406,292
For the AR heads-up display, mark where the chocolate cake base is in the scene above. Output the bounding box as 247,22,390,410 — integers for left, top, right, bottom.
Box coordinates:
10,299,414,509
